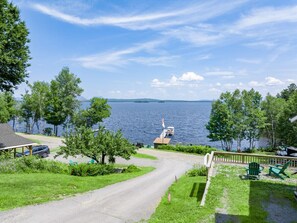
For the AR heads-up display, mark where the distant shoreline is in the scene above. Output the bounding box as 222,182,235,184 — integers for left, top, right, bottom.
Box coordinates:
81,99,214,103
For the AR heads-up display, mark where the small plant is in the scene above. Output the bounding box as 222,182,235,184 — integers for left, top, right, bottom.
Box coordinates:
69,163,115,176
122,165,141,173
157,145,216,155
186,165,208,177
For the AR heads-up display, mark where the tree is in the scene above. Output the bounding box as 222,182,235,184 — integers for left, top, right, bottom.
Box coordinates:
73,97,111,128
276,83,297,101
20,81,49,133
44,67,83,136
277,91,297,146
57,126,136,164
0,91,18,123
261,94,285,149
20,90,33,133
206,99,234,151
242,89,267,150
0,93,10,123
0,0,30,91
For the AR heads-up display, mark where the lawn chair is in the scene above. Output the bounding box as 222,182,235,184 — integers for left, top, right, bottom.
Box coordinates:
88,159,95,164
69,160,78,166
246,162,262,180
269,161,291,180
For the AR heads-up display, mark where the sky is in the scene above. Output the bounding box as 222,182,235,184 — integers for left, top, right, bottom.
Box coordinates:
12,0,297,100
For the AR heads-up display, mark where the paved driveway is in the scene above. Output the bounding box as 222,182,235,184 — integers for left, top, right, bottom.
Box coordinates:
1,135,204,223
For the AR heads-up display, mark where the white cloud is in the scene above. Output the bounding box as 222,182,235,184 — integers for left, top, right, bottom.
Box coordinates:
265,76,284,86
236,6,297,30
236,58,261,64
151,72,204,88
248,81,264,87
179,72,204,81
31,1,247,30
74,40,166,70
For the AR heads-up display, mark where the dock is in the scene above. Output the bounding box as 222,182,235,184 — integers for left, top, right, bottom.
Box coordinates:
153,129,171,148
153,137,171,148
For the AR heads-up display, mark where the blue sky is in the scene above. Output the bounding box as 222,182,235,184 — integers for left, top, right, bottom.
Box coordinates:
13,0,297,100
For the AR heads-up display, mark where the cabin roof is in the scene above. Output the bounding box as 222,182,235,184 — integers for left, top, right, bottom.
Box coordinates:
0,124,34,150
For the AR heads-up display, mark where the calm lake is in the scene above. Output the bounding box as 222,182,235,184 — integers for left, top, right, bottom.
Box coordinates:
101,101,219,147
13,101,221,147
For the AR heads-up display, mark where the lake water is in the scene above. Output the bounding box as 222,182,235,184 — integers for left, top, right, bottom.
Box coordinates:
13,101,221,147
100,101,219,147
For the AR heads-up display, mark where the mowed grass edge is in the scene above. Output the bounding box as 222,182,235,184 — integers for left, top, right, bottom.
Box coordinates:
149,165,297,223
0,166,154,211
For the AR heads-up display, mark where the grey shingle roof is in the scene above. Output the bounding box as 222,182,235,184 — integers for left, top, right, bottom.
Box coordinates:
0,124,34,150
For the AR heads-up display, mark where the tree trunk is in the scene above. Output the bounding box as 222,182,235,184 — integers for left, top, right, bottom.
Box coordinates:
101,153,106,164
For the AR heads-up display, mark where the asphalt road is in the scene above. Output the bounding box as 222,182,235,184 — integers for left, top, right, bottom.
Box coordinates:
1,134,204,223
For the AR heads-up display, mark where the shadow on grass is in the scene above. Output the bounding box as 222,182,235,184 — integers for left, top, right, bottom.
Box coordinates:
190,182,206,202
215,180,297,223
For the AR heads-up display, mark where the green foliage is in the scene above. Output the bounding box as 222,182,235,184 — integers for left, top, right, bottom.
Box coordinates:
69,163,115,176
58,126,137,164
206,89,266,151
122,164,141,173
276,83,297,101
277,91,297,146
0,156,68,174
44,67,83,136
0,0,30,92
157,144,216,155
261,94,285,148
73,97,111,127
186,165,208,177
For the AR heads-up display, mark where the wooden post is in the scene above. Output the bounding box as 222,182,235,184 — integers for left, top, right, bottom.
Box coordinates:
13,148,16,158
29,145,33,156
22,147,24,155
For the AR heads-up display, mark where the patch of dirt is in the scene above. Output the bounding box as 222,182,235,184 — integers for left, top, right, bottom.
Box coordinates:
215,189,240,223
262,194,297,223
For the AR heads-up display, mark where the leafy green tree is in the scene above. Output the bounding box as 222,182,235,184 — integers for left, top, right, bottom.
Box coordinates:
0,92,18,123
261,94,285,149
276,83,297,101
277,91,297,146
73,97,111,127
57,126,136,164
20,81,50,133
44,67,83,136
0,93,10,123
0,0,30,92
20,90,33,133
206,100,234,151
242,89,267,150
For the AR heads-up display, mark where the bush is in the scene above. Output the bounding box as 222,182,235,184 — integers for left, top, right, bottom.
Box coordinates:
0,156,69,174
157,145,216,155
122,165,141,173
69,163,115,176
187,165,208,177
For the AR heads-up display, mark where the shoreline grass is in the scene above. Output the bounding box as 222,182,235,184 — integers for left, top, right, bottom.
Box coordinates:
0,166,154,211
132,153,157,160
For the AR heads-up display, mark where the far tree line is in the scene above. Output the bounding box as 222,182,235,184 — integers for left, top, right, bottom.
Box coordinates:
206,83,297,151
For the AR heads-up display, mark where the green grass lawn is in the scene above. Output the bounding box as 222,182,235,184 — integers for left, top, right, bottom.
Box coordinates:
149,164,297,223
132,153,157,160
0,166,154,211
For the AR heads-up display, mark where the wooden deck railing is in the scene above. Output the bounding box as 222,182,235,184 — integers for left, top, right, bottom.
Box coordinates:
213,151,297,167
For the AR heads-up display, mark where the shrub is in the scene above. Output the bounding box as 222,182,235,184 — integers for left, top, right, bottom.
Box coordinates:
122,165,141,173
157,145,216,155
69,163,115,176
187,165,208,177
0,156,68,174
